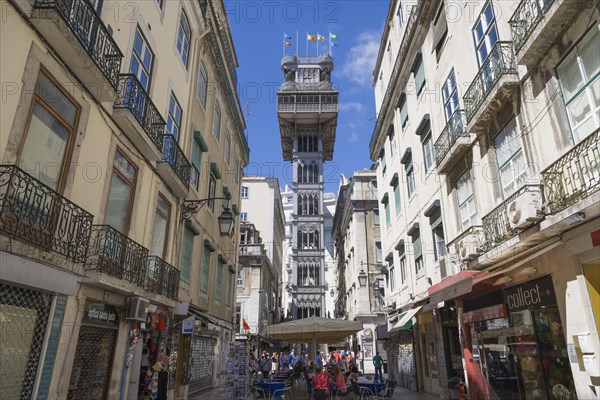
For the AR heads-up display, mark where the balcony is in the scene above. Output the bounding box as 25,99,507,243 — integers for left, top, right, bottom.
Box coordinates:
434,110,475,174
113,74,166,163
85,225,148,289
31,0,122,101
463,42,519,133
239,244,265,256
509,0,588,68
156,134,191,198
277,93,339,122
146,256,180,301
542,128,600,214
481,185,544,250
0,165,93,262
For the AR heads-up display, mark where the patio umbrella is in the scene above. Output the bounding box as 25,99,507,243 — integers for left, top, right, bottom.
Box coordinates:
266,317,363,355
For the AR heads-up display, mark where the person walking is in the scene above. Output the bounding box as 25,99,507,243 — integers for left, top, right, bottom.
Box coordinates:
315,350,323,369
260,351,272,379
373,352,383,382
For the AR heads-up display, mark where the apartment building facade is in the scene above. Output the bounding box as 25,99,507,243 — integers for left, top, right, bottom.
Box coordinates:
0,0,248,398
332,169,386,374
371,1,599,399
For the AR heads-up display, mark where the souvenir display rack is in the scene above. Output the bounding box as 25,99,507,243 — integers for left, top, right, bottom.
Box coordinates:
226,337,251,400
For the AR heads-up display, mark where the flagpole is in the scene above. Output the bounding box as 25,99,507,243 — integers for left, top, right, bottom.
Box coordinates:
296,30,299,56
329,32,332,57
316,32,319,56
282,33,285,58
306,31,308,57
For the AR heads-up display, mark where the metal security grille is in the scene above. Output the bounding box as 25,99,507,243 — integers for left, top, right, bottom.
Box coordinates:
67,327,116,400
188,336,214,389
0,283,53,400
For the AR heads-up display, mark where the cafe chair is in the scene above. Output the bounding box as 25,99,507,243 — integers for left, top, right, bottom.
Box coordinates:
272,387,291,400
376,381,396,399
333,385,352,398
250,385,268,399
313,388,331,400
358,387,377,400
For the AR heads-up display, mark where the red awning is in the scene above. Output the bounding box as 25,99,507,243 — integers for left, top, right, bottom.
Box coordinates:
427,270,485,305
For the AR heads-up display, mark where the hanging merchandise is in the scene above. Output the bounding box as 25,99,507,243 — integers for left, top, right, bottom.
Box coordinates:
225,337,251,400
138,311,170,400
127,322,141,367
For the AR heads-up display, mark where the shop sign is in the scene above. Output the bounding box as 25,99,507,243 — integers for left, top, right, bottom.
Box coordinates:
503,275,556,313
83,301,118,326
462,304,507,324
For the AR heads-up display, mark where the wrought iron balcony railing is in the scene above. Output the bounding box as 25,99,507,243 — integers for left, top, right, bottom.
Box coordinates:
34,0,123,89
481,185,544,249
239,244,264,256
542,128,600,213
161,134,191,189
434,110,468,166
0,165,93,262
510,0,554,53
85,225,148,287
146,256,180,300
464,42,517,124
114,74,166,152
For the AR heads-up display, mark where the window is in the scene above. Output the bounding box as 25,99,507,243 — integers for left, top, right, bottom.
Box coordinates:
287,195,293,203
433,225,446,261
412,53,426,95
177,10,191,67
19,70,79,191
410,229,424,275
200,248,210,294
387,42,392,64
432,1,448,57
297,161,319,183
415,256,424,274
240,212,248,221
234,156,240,183
384,197,391,228
215,261,223,300
150,195,170,257
473,1,498,65
130,27,154,90
298,134,318,152
380,150,387,173
396,3,404,35
241,186,249,198
298,193,319,215
370,180,378,198
389,126,397,157
166,92,182,139
389,264,396,291
180,227,194,283
208,175,217,212
212,102,221,141
400,256,407,283
197,63,208,108
105,150,137,233
495,118,527,198
297,227,319,249
237,266,244,286
398,94,408,129
442,69,459,121
191,138,202,190
373,210,380,227
422,133,434,172
406,163,416,197
456,170,478,231
393,181,401,216
225,133,231,165
557,27,600,143
375,242,383,263
226,273,233,306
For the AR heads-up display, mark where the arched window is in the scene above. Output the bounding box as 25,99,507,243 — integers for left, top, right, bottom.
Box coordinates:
297,163,305,183
197,62,208,107
177,10,191,67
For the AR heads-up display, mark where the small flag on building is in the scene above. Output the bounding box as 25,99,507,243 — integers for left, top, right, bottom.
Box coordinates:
284,41,292,47
243,319,250,331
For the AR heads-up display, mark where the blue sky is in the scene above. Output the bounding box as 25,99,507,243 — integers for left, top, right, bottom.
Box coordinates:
225,1,389,194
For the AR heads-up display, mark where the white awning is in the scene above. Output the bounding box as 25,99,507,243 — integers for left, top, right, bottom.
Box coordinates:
389,305,422,334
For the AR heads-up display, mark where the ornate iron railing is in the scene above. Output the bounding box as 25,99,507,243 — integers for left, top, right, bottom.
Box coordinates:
34,0,123,89
463,42,517,124
114,74,166,152
481,185,544,249
239,244,264,256
280,81,339,92
509,0,554,52
542,128,600,213
161,134,191,189
85,225,148,287
0,165,93,262
434,110,468,166
146,256,180,300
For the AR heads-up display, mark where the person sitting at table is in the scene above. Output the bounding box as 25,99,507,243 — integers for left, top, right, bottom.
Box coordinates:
356,373,371,384
347,365,359,385
331,365,348,396
312,366,331,398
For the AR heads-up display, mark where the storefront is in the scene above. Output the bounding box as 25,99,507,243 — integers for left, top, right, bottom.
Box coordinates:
67,300,119,399
459,276,577,400
387,309,419,391
137,309,171,400
417,311,441,396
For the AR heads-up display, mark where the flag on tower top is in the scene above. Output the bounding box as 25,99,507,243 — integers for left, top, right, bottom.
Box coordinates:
307,33,316,41
284,33,292,40
330,32,338,40
284,41,292,47
317,34,325,41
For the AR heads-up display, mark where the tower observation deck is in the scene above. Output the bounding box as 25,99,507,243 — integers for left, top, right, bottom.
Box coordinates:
277,53,338,319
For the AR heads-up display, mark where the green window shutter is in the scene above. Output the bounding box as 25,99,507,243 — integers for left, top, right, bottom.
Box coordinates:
225,273,232,306
210,162,222,179
180,227,194,283
194,130,209,152
431,2,448,52
200,249,211,294
215,261,223,300
413,235,422,259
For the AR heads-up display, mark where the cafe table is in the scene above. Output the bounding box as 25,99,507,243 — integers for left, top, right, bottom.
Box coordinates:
256,381,286,398
358,381,386,395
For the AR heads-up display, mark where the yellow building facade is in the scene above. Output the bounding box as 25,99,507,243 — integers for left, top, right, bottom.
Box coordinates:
0,0,248,398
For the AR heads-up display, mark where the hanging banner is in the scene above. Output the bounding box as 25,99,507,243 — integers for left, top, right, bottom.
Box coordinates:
182,315,195,334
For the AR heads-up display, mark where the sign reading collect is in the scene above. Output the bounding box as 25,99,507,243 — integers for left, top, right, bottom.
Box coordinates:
503,275,555,312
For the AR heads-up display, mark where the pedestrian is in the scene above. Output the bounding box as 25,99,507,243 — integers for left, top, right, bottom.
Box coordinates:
338,354,348,375
373,351,383,382
260,351,272,378
315,350,323,369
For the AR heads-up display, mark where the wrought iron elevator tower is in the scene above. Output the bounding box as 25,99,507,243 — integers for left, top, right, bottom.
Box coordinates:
277,54,338,319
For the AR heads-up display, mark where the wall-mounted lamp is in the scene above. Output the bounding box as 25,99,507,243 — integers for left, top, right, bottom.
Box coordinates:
516,266,537,276
493,276,513,286
357,270,368,287
330,289,335,297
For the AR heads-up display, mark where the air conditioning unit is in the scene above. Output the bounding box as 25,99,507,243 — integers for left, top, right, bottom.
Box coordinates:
439,255,459,279
125,297,149,321
508,190,543,229
456,230,483,262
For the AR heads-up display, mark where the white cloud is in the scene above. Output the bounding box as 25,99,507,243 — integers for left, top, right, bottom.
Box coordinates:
339,102,364,112
348,132,359,142
340,31,381,86
345,121,362,129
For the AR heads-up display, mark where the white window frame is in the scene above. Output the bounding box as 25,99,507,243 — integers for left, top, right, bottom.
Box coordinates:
456,170,478,231
422,133,434,172
400,256,407,283
241,186,249,198
472,1,499,66
176,10,191,67
212,102,221,141
495,118,527,198
166,92,182,139
442,69,459,122
197,62,208,108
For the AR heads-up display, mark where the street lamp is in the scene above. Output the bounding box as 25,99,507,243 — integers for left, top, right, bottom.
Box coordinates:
218,208,235,236
330,288,335,297
357,269,368,287
182,198,236,237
